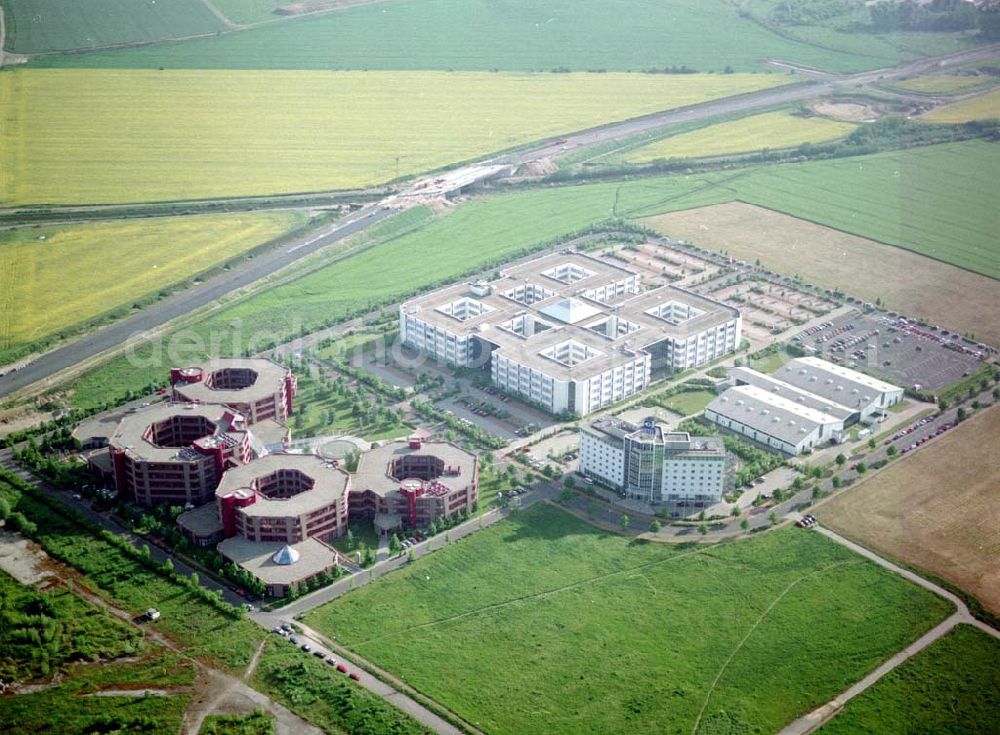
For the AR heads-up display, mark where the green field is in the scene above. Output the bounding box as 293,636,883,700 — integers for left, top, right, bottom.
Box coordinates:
199,710,276,735
0,68,783,205
627,111,856,162
2,0,223,54
305,504,952,735
819,624,1000,735
890,73,997,95
30,0,936,73
209,0,290,25
656,389,716,416
0,212,303,364
921,88,1000,123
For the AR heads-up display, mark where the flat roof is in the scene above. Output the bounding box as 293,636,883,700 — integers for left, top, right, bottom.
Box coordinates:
177,502,223,536
776,357,901,408
218,537,336,585
583,417,723,456
173,357,289,405
354,440,477,498
707,385,841,446
109,402,248,463
215,453,349,517
401,251,739,380
728,367,856,421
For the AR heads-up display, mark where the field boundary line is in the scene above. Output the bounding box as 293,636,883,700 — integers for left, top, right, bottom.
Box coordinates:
690,559,860,735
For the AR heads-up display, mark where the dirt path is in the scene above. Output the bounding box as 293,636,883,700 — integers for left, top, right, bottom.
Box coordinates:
198,0,244,30
776,526,999,735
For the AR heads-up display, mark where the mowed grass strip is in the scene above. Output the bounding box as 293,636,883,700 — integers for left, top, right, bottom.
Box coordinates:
890,73,997,95
0,211,303,357
306,504,953,735
627,111,856,162
0,68,784,205
642,202,1000,347
2,0,223,54
818,405,1000,617
920,88,1000,122
818,624,1000,735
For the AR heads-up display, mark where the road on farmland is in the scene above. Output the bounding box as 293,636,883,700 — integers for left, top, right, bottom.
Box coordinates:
776,525,1000,735
2,43,997,399
0,204,393,398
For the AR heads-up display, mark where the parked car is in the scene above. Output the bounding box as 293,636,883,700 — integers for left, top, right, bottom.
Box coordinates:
326,657,337,666
289,636,300,645
313,650,326,658
336,663,348,673
349,672,362,682
301,643,312,653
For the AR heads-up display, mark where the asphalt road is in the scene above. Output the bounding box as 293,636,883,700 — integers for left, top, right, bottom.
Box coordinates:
3,43,996,400
0,205,393,399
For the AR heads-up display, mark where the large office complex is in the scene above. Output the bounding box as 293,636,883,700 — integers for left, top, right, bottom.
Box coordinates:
351,437,478,532
705,358,903,455
400,251,741,415
579,417,727,512
110,403,261,508
170,357,297,426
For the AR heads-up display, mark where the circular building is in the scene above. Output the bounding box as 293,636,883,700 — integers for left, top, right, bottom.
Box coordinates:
170,357,297,426
110,403,256,508
351,437,478,531
215,453,350,544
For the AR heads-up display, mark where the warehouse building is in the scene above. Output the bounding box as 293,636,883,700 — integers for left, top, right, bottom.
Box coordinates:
579,416,727,512
110,403,262,508
350,437,478,532
170,357,297,427
773,357,904,421
705,385,845,456
400,251,740,415
705,357,904,455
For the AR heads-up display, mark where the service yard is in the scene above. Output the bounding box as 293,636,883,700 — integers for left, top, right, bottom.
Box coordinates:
643,201,1000,348
818,405,1000,617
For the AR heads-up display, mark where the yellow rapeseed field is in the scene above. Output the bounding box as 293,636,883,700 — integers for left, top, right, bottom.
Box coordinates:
920,88,1000,123
0,69,784,205
0,211,303,352
891,73,995,95
626,110,855,162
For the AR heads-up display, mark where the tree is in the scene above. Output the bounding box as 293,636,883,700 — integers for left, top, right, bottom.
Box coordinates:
388,534,402,557
768,511,778,526
163,558,173,572
886,444,898,457
620,514,631,532
957,407,968,423
810,466,822,479
740,518,750,532
730,505,740,518
0,496,10,520
649,520,661,533
832,476,842,489
939,398,950,411
697,524,708,536
868,438,877,450
856,462,868,474
792,477,804,491
835,454,846,467
563,476,576,490
773,488,784,502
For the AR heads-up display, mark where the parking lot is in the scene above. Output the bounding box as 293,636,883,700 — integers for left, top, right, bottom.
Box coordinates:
608,240,724,288
796,310,987,392
708,278,838,344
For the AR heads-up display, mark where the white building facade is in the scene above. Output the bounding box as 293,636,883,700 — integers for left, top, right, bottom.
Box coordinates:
579,417,727,512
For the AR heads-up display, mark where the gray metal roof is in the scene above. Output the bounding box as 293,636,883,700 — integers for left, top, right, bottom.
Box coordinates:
707,385,842,446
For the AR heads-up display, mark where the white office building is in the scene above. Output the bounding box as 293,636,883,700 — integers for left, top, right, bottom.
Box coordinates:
580,417,728,512
400,251,741,415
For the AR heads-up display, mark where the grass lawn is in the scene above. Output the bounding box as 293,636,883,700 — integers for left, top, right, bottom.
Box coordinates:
920,88,1000,123
306,504,953,735
31,0,913,74
0,211,303,364
1,0,222,54
818,405,1000,617
656,389,716,417
749,348,795,374
818,624,1000,735
0,68,783,205
627,111,855,162
290,371,410,442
